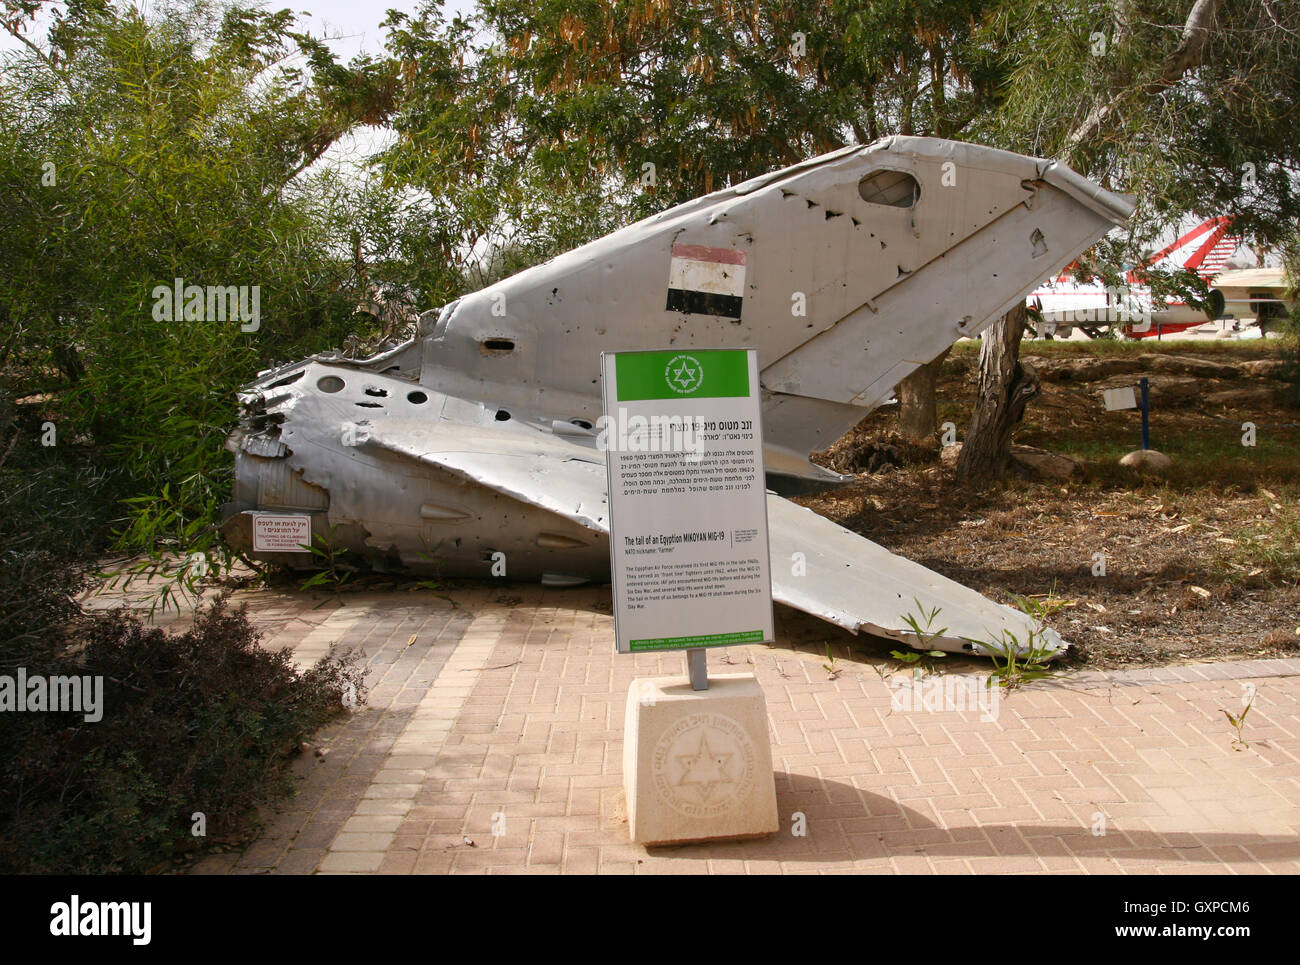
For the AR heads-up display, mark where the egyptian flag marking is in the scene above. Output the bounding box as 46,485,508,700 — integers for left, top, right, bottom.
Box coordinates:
666,244,747,319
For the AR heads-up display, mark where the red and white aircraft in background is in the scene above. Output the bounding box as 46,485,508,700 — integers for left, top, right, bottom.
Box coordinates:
1029,216,1244,338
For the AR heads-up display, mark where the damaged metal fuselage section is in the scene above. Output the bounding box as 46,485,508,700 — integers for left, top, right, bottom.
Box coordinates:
223,136,1133,656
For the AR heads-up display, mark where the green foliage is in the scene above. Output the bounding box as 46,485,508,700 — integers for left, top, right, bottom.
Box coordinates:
299,525,357,592
0,550,88,674
891,598,949,671
977,585,1066,691
0,597,368,873
974,589,1065,690
371,0,1008,311
981,0,1300,262
0,0,388,570
975,629,1060,690
1008,585,1068,624
822,642,840,680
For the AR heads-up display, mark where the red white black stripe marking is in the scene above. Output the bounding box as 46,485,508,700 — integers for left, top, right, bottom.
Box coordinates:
666,244,747,319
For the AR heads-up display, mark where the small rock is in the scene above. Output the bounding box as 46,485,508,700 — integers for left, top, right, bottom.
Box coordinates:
1241,359,1286,378
1203,386,1281,408
1142,354,1240,379
1119,449,1173,474
1011,444,1081,480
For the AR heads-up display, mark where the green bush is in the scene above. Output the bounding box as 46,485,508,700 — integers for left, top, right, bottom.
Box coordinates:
0,597,367,874
0,1,390,571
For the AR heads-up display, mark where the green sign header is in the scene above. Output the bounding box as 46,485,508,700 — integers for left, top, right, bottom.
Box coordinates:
614,349,750,402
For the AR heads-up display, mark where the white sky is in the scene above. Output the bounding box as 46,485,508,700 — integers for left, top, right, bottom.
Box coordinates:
287,0,480,61
0,1,480,59
0,2,483,176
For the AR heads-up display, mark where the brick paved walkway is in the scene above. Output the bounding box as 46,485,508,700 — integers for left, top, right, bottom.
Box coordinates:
177,584,1299,875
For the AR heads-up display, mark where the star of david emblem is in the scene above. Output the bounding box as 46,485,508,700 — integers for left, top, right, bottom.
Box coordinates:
665,354,703,394
673,731,735,803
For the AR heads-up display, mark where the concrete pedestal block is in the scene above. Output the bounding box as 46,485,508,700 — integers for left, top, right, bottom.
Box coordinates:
623,673,779,845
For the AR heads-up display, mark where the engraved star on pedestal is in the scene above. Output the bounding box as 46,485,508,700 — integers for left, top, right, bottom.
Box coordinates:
673,731,735,802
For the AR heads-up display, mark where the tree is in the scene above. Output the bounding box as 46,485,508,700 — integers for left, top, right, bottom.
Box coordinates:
897,348,951,444
375,0,1009,441
0,1,394,567
372,0,880,310
954,0,1300,480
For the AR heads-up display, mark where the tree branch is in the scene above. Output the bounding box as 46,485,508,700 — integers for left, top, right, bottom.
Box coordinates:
2,21,73,92
1063,0,1223,161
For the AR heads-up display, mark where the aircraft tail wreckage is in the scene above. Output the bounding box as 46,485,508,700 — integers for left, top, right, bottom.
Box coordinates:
223,137,1133,656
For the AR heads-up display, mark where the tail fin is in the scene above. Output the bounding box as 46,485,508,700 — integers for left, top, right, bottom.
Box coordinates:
1130,216,1240,282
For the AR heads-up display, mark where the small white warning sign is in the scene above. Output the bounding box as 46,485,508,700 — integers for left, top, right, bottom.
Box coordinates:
1103,386,1138,411
252,513,313,552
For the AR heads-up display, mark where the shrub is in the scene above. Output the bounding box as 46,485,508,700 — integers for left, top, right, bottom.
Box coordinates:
0,598,366,873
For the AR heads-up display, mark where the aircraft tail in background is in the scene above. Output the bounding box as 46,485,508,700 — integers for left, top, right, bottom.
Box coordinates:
1128,216,1241,283
1030,216,1245,338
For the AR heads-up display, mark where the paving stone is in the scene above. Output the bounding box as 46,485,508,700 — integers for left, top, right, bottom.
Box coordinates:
162,584,1300,876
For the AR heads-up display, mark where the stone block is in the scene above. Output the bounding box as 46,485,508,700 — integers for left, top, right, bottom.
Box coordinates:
623,673,778,846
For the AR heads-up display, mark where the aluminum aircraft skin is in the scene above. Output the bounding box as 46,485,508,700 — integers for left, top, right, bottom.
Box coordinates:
223,136,1133,655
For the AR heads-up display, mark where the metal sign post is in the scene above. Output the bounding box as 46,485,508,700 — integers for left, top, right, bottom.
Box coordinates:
1140,377,1151,450
686,648,708,691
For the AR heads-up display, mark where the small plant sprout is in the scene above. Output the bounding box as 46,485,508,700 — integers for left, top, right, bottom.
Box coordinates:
969,585,1067,691
974,628,1059,691
891,599,948,673
411,539,455,602
1223,685,1256,750
300,525,356,594
822,643,840,680
1008,583,1069,623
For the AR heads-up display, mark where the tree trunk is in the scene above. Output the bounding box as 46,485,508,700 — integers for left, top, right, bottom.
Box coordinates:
956,303,1039,481
896,347,950,444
